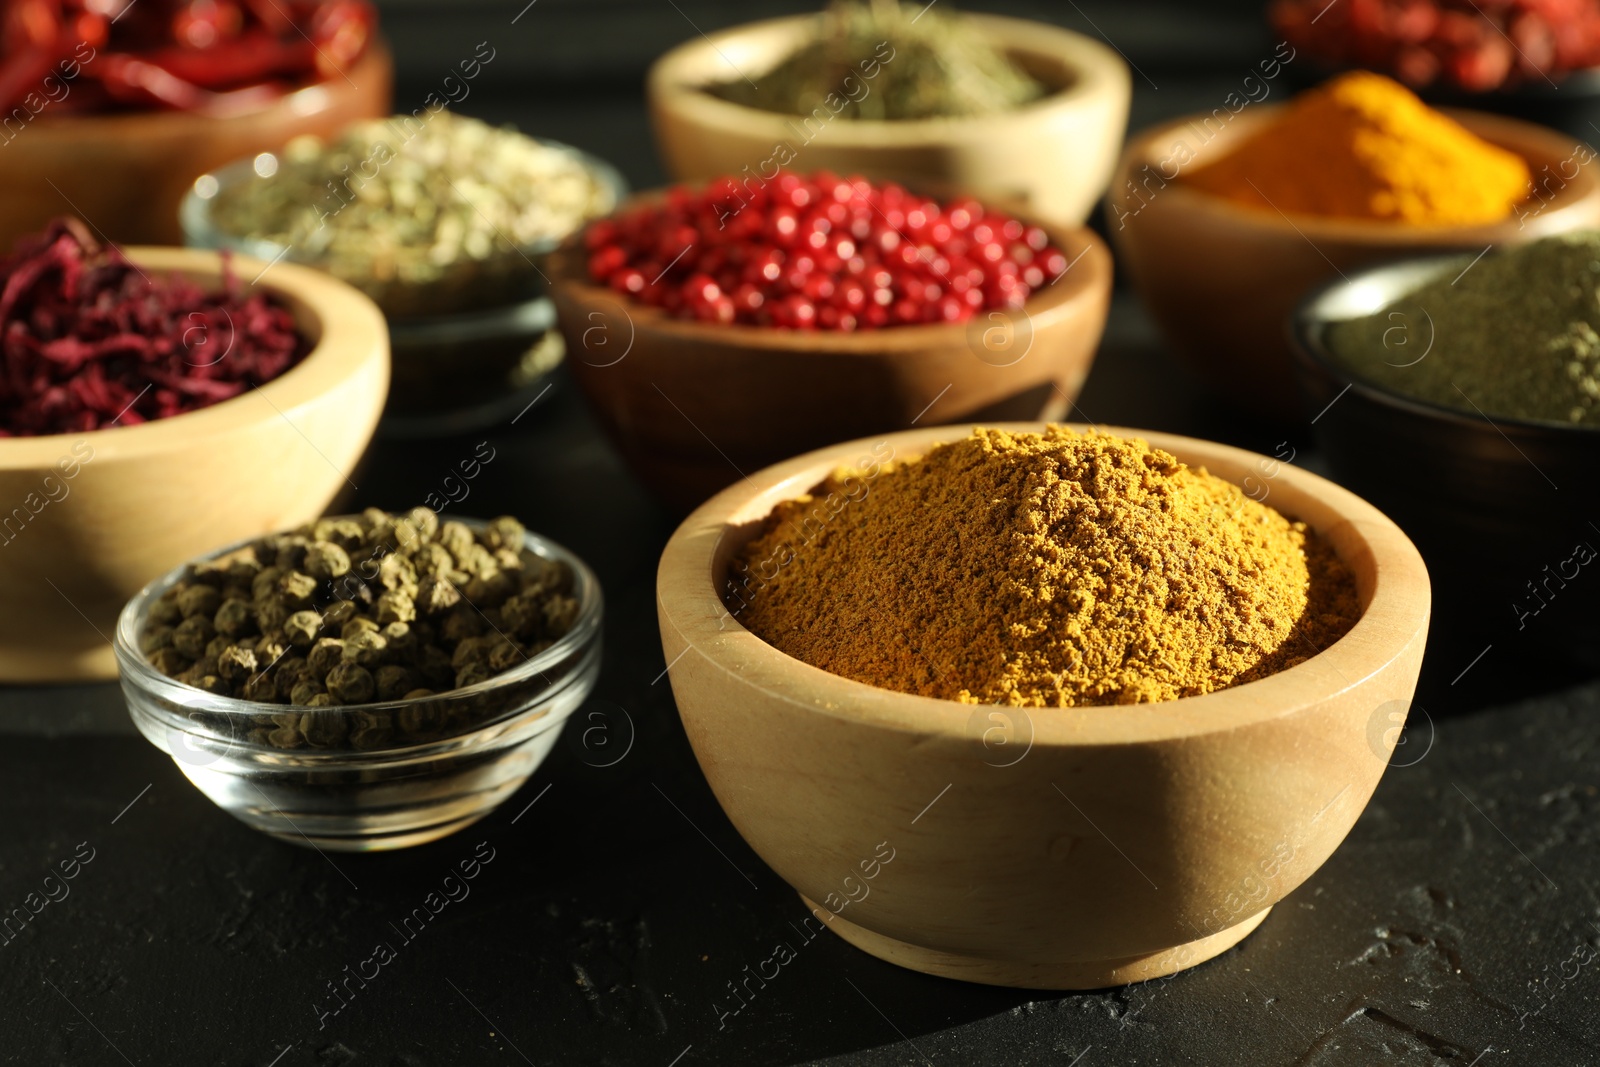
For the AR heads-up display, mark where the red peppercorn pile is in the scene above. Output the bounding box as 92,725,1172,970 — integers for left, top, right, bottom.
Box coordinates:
1273,0,1600,92
0,219,309,437
583,172,1071,330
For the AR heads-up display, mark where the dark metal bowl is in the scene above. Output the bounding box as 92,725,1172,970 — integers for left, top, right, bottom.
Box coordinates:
1289,254,1600,670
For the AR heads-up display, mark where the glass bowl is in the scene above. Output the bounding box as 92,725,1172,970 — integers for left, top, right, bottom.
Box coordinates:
114,522,603,852
179,138,628,318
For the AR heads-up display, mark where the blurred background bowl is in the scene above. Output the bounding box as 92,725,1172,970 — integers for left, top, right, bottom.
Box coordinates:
548,196,1112,513
183,139,625,436
0,43,392,250
1109,105,1600,420
117,521,602,852
648,13,1130,226
1292,254,1600,667
0,248,388,682
657,423,1431,989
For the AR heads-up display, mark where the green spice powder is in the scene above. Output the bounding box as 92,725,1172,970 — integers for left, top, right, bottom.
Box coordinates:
709,0,1047,121
1329,233,1600,426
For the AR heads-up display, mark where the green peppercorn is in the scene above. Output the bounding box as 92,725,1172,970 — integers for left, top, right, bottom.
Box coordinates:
307,637,344,678
217,646,258,682
488,640,525,673
150,592,183,626
303,693,334,708
214,597,256,638
171,615,214,659
304,541,351,581
289,677,326,706
150,648,191,676
455,662,493,689
483,516,524,551
343,629,388,668
381,621,417,662
299,709,348,747
376,589,416,625
326,662,376,704
378,553,417,595
242,672,277,703
284,610,322,648
340,616,380,640
323,599,359,627
410,542,454,579
374,664,415,701
416,575,461,616
178,585,222,620
440,606,482,644
141,625,175,655
278,571,319,608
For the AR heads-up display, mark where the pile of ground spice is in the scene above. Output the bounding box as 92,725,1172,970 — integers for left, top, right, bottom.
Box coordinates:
1182,72,1530,225
728,427,1360,706
1329,232,1600,426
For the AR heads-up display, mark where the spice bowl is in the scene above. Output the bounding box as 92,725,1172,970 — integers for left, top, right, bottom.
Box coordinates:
183,140,624,432
0,248,388,683
116,524,603,852
648,14,1129,225
657,423,1431,989
550,196,1112,513
1291,255,1600,664
0,43,392,250
1108,106,1600,418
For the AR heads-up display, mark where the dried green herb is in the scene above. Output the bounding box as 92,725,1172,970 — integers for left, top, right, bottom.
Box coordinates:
708,0,1047,121
142,508,583,750
208,112,615,314
1330,233,1600,426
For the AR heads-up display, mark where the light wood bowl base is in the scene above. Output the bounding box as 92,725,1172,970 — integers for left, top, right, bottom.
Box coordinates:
799,895,1271,989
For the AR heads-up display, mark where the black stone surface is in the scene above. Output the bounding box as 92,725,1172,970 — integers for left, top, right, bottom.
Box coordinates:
4,3,1600,1064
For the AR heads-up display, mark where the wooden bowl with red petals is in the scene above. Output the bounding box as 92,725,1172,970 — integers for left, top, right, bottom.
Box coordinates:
0,248,388,682
548,186,1112,514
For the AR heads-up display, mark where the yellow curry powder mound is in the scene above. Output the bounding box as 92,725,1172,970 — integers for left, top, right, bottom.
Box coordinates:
728,427,1360,707
1182,71,1530,225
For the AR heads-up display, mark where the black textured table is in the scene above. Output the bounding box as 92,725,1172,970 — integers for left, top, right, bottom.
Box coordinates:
5,2,1600,1064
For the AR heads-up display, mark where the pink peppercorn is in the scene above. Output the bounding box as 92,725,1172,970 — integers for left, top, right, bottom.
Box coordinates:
583,171,1070,331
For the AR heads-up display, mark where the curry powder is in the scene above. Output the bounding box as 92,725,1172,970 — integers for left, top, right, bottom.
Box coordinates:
729,427,1359,707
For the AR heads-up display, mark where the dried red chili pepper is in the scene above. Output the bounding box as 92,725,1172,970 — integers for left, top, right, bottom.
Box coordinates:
1273,0,1600,91
0,218,309,437
0,0,375,116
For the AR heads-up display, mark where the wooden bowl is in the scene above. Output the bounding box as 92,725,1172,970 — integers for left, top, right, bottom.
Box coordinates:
1108,106,1600,418
0,44,391,250
648,14,1131,225
549,200,1112,514
657,423,1431,989
0,248,388,682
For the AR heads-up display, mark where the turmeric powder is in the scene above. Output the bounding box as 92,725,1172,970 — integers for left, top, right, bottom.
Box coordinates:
1183,71,1530,225
728,427,1359,707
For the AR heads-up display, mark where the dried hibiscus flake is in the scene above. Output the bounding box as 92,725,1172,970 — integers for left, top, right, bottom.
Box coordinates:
0,218,310,437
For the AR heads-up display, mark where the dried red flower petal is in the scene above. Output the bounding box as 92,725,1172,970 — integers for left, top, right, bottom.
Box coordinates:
0,218,309,437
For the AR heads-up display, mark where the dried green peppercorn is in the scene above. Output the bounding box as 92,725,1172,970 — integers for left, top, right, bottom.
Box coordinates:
375,589,416,625
141,512,582,757
326,662,376,704
304,541,351,581
289,677,326,706
214,597,256,638
284,610,322,648
307,637,344,677
343,629,387,668
172,616,214,659
217,646,257,682
150,648,190,676
278,571,318,608
374,664,415,701
178,585,221,620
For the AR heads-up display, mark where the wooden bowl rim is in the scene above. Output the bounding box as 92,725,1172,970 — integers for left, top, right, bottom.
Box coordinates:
0,246,388,468
1114,103,1600,241
647,12,1129,143
546,192,1111,353
14,43,392,139
657,422,1432,746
